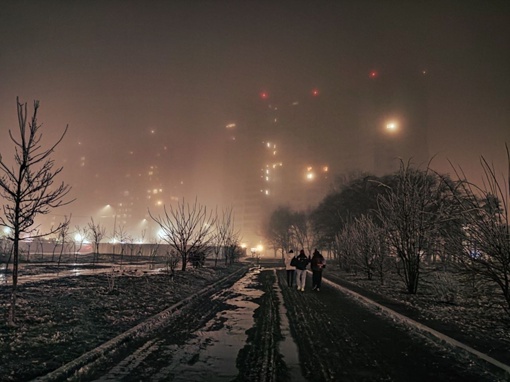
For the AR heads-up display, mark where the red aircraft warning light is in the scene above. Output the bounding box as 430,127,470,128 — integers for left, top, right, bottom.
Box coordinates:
369,70,378,79
260,92,269,100
312,89,319,96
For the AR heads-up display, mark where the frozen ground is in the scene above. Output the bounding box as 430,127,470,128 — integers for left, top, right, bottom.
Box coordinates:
1,258,509,381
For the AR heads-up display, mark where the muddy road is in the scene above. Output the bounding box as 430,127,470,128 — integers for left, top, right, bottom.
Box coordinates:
41,265,506,382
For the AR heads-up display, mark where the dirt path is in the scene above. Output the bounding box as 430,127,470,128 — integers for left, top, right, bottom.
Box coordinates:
84,267,280,382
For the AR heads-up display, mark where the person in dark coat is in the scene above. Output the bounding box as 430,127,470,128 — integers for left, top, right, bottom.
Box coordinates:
295,249,310,292
311,248,326,291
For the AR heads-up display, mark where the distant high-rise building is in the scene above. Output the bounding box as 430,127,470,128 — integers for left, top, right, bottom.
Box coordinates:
223,72,430,246
222,93,331,246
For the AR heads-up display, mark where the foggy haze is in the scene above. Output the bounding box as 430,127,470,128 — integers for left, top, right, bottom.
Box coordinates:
1,1,509,244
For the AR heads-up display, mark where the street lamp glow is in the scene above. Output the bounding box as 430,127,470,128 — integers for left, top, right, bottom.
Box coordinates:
386,121,398,132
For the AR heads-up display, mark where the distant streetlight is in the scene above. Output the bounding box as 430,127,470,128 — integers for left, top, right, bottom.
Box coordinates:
386,121,398,132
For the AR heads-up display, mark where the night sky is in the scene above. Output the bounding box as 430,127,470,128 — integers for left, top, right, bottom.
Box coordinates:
1,0,509,238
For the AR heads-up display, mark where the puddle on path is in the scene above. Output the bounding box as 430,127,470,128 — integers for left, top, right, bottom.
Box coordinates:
154,268,264,381
273,269,304,381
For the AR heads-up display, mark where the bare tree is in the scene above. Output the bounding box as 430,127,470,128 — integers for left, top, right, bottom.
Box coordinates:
136,229,146,259
211,221,222,266
87,218,106,265
50,235,58,262
126,236,136,260
223,212,242,266
445,145,510,315
113,224,129,265
212,206,241,267
148,236,161,269
35,235,45,260
350,215,390,284
290,211,316,256
334,220,357,272
72,225,89,262
56,219,71,269
149,198,217,271
0,98,72,325
224,240,243,265
263,205,294,258
376,160,455,294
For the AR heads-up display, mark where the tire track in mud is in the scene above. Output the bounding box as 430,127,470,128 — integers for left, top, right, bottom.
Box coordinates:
277,270,504,382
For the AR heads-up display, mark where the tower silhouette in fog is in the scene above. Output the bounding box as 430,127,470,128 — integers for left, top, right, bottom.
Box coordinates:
222,92,332,246
223,71,430,246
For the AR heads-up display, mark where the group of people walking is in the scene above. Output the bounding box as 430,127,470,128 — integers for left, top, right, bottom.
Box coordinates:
284,248,326,292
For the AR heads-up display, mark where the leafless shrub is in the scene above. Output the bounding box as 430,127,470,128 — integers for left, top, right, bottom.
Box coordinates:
212,206,241,267
165,249,180,278
334,222,357,273
72,225,89,262
350,215,391,284
428,271,459,304
87,218,106,265
443,144,510,316
376,160,455,294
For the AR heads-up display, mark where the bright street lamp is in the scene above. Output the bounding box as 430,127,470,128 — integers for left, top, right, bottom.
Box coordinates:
386,121,398,132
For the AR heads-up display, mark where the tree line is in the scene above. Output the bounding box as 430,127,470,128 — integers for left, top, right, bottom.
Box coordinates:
264,154,510,317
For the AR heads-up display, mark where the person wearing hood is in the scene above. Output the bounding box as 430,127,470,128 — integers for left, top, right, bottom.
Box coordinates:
295,249,310,292
311,248,326,291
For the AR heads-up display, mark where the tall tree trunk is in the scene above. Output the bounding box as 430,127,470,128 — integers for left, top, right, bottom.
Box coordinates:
8,230,19,326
